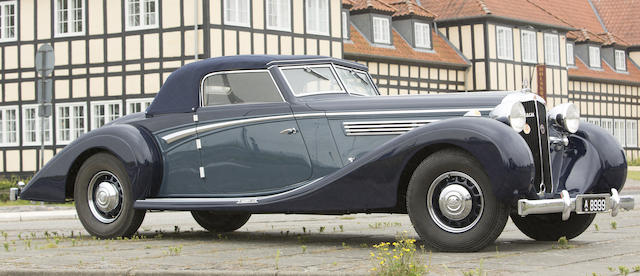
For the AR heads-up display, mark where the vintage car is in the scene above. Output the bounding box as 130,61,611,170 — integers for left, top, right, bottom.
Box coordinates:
13,55,635,251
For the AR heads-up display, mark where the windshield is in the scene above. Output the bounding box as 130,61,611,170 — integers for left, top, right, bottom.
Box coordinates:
335,66,378,96
281,66,344,96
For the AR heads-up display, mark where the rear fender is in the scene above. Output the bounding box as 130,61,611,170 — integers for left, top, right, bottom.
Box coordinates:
19,124,162,202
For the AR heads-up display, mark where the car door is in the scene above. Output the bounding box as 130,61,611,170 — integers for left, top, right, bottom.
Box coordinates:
196,70,313,196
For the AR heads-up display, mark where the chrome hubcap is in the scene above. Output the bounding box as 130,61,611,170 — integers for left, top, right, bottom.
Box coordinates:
95,182,119,213
427,171,484,233
438,184,472,220
87,171,123,224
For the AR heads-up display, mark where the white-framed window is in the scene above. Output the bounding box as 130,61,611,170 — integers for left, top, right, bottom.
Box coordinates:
341,11,348,39
615,49,626,71
0,1,17,42
520,30,537,63
91,101,122,130
223,0,250,27
586,117,600,127
372,16,390,44
601,118,614,135
306,0,329,35
22,104,53,146
496,26,513,60
0,106,18,146
566,43,574,66
414,22,431,49
125,0,158,30
54,0,84,37
126,98,153,114
544,33,559,66
266,0,291,31
56,103,87,144
614,119,626,147
589,46,600,68
626,120,638,147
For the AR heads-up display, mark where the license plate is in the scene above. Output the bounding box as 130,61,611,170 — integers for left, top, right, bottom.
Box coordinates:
576,194,610,214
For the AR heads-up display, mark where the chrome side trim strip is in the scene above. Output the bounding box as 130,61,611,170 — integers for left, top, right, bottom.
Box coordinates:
162,108,493,143
136,177,324,205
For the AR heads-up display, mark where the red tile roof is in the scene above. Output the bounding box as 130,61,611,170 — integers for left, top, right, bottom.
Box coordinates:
570,56,640,84
384,0,437,18
350,0,396,14
599,32,629,47
343,25,469,67
527,0,605,33
420,0,570,29
342,0,355,7
591,0,640,46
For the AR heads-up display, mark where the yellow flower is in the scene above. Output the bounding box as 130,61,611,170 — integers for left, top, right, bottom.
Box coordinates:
393,255,400,259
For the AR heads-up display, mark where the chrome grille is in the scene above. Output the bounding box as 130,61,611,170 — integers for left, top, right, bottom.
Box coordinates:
520,101,553,193
343,119,438,136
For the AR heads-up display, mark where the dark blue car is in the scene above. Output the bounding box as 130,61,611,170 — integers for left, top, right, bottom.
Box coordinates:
16,55,635,251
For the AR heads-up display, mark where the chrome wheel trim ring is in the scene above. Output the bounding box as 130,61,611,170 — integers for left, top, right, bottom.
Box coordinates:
427,171,484,233
87,171,123,224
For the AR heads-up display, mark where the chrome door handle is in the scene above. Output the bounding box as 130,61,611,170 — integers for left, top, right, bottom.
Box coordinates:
279,128,298,135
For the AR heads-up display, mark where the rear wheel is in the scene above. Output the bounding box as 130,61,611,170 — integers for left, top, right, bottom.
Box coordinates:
191,211,251,233
406,148,510,252
510,212,596,241
74,153,146,239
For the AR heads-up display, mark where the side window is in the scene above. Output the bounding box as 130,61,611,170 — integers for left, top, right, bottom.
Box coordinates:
202,71,283,106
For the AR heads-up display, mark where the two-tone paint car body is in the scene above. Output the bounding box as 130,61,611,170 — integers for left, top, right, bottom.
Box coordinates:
16,55,634,251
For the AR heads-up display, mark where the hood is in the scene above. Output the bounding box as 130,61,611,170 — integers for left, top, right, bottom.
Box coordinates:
304,92,510,113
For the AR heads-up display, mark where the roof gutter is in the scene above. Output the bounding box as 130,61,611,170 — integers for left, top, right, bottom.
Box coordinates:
343,52,470,70
435,15,576,32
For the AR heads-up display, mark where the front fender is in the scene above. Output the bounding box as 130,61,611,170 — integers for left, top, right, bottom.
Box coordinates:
552,122,627,196
19,124,162,203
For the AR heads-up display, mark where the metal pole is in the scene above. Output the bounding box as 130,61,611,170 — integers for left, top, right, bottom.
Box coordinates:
194,0,199,61
39,76,45,170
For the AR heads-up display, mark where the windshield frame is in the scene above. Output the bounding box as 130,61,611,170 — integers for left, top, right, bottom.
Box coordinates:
278,63,379,97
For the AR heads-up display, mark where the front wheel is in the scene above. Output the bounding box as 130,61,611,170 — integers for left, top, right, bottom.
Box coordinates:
74,153,146,239
510,212,596,241
406,148,510,252
191,211,251,233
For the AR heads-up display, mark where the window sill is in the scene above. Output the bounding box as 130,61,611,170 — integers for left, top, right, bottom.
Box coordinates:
125,24,159,32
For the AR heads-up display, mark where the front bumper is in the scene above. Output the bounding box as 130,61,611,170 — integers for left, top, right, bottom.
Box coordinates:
517,188,635,221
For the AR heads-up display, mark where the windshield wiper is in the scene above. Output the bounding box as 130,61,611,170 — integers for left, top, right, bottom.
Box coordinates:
303,67,330,80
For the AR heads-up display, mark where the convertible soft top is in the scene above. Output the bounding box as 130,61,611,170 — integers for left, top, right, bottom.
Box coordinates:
147,55,368,115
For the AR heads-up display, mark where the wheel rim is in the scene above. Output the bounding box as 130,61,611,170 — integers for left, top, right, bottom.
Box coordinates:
87,171,123,224
426,171,484,233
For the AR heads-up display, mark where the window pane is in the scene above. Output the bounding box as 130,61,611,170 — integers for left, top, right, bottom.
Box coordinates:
373,17,390,44
335,67,377,96
544,34,559,65
521,31,537,63
566,43,574,65
589,46,600,68
202,72,283,106
497,27,513,60
266,0,290,30
6,109,16,143
342,11,348,38
282,66,344,96
615,50,626,71
415,22,430,48
25,108,37,143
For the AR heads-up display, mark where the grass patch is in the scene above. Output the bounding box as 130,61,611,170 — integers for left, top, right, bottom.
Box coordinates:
0,200,73,207
628,171,640,181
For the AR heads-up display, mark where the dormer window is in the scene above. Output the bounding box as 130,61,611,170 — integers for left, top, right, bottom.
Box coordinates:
589,46,600,68
372,16,390,44
566,43,574,66
414,22,431,49
615,49,626,71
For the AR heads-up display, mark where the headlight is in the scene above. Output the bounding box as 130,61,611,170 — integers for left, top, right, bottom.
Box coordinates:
548,103,580,133
490,101,526,132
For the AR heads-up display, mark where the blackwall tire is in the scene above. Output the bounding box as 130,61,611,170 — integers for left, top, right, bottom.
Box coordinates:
191,211,251,233
510,212,596,241
74,153,146,239
406,148,510,252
